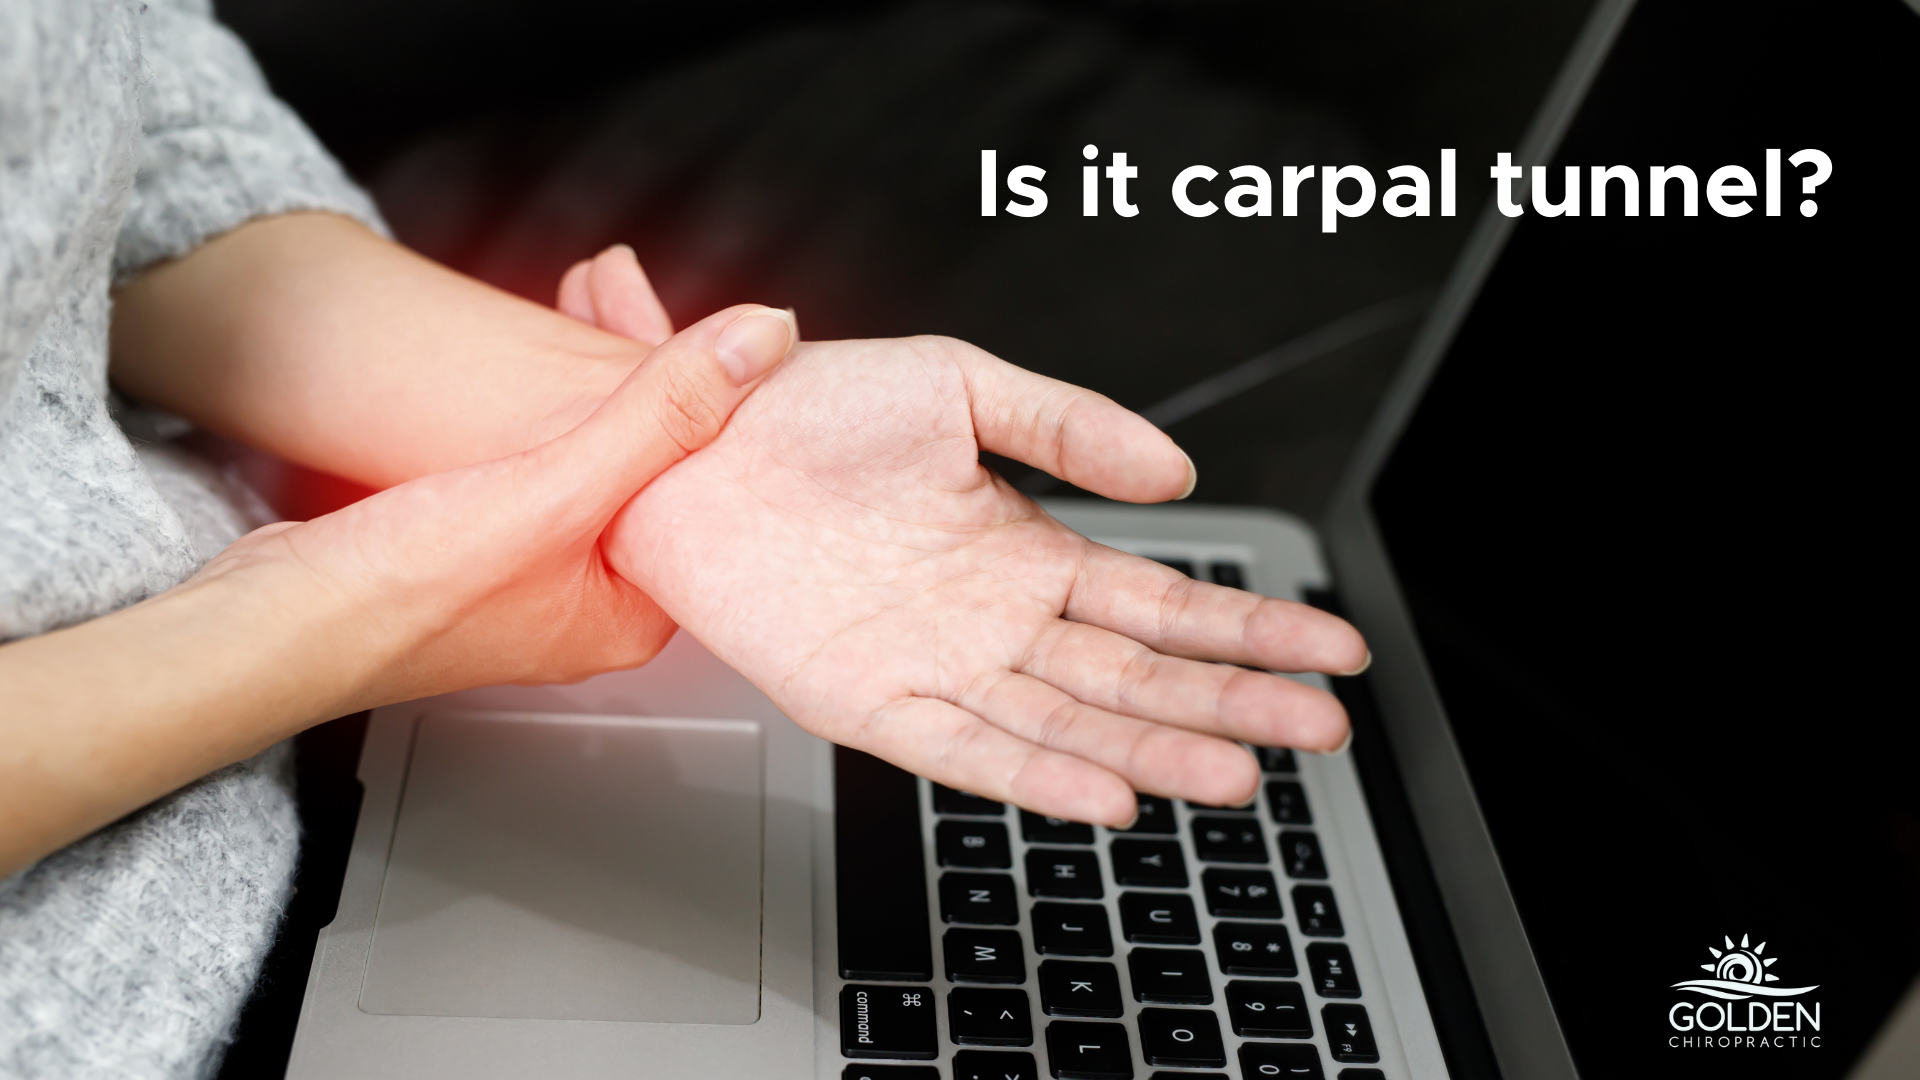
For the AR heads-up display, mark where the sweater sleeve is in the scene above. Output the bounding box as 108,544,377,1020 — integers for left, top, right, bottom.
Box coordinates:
112,0,388,280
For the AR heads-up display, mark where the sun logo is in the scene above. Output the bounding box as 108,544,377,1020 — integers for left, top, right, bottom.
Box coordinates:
1703,935,1776,985
1672,935,1818,1001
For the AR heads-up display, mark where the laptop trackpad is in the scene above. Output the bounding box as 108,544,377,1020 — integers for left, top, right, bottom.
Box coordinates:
359,713,764,1023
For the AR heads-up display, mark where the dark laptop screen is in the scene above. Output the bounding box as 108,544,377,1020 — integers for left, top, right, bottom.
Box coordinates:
1369,1,1918,1077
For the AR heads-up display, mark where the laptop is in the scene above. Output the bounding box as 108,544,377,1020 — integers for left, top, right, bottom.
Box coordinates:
283,0,1919,1077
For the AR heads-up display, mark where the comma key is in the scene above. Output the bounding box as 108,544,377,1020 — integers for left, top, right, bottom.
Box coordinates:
948,987,1033,1047
843,1067,938,1080
1044,1021,1134,1080
839,984,937,1060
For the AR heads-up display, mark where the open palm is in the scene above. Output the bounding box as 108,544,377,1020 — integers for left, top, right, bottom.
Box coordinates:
603,335,1366,825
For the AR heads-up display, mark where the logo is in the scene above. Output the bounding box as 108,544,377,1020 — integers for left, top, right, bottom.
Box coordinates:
1667,935,1822,1050
1673,934,1817,1000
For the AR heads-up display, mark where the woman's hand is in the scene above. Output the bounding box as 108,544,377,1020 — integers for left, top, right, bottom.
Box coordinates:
0,304,793,877
600,335,1370,828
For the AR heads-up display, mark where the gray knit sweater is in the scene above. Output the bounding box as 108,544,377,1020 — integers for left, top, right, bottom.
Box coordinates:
0,1,384,1075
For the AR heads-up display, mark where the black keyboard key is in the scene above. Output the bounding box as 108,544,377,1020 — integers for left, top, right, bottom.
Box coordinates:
1293,886,1344,937
945,929,1028,984
1031,902,1114,956
1021,810,1094,844
948,987,1034,1047
1256,746,1298,773
1150,1075,1228,1080
1265,780,1313,824
1137,1008,1226,1068
1122,794,1177,834
1025,849,1103,899
844,1066,939,1080
1239,1041,1324,1080
1200,868,1281,918
1045,1021,1134,1080
836,748,933,980
1127,948,1213,1004
1212,921,1296,976
1190,816,1268,863
1322,1004,1380,1063
840,984,937,1060
1038,960,1124,1018
1278,830,1329,879
1207,561,1246,589
1336,1071,1386,1080
1119,892,1201,945
1306,942,1362,998
941,873,1019,925
934,784,1006,816
1225,979,1312,1038
1109,839,1188,887
1151,557,1196,577
953,1050,1041,1080
938,819,1012,869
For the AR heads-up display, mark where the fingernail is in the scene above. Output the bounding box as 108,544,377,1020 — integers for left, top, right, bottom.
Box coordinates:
1340,650,1373,677
1322,726,1354,755
1176,450,1198,500
715,308,796,385
784,306,801,341
1115,803,1141,831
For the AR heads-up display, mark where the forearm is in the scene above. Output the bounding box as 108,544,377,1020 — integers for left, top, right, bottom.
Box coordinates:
0,556,387,877
108,212,644,488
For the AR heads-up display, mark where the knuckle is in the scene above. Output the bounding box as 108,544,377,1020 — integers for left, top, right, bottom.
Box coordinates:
651,366,724,455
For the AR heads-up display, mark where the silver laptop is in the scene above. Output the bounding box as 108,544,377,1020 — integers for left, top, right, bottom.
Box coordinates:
284,503,1438,1080
285,0,1920,1075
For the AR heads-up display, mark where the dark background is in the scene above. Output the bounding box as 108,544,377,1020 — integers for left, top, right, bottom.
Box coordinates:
1373,1,1920,1077
215,0,1594,518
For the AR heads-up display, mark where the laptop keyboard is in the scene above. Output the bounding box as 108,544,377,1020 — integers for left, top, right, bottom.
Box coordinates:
835,559,1393,1080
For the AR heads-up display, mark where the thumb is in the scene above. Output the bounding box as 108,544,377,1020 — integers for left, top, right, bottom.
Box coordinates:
525,303,795,521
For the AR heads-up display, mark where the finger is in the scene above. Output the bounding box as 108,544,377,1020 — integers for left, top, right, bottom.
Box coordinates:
556,259,595,322
1066,544,1370,675
1020,619,1350,753
962,670,1262,809
853,695,1138,826
524,302,795,522
940,338,1195,503
586,244,674,346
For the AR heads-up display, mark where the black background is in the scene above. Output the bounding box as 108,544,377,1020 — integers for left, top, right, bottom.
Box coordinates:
1373,1,1919,1076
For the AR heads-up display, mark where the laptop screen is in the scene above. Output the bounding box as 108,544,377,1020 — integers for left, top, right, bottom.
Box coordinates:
1367,1,1918,1077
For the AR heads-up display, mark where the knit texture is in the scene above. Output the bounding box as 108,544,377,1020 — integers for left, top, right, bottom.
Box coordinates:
0,1,385,1075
